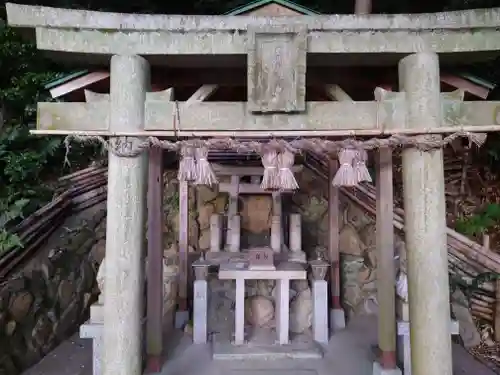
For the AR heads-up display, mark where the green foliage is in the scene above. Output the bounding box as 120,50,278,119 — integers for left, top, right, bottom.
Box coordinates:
0,199,28,254
455,203,500,237
0,26,97,252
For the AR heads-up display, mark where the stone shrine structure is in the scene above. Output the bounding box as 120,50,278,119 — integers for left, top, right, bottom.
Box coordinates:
6,1,500,375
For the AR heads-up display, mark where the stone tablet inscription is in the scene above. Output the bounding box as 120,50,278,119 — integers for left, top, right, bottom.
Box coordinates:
247,247,275,270
247,26,307,113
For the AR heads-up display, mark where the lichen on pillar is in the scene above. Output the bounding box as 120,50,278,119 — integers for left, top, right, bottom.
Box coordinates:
399,52,452,375
103,55,150,375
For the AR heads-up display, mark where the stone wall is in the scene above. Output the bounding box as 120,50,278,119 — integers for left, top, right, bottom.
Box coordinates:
0,208,106,375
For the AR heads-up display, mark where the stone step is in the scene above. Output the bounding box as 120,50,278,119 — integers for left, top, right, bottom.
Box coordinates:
90,303,104,324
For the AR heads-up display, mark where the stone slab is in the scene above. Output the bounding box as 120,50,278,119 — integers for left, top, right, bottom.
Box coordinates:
80,321,103,339
9,5,500,33
372,362,402,375
397,320,459,335
330,309,346,332
219,262,306,280
212,335,323,361
90,303,104,324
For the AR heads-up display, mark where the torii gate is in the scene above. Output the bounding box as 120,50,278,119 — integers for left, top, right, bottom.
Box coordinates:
7,3,500,375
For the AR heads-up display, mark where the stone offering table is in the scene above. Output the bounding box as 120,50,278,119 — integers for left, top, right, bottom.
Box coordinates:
219,258,306,345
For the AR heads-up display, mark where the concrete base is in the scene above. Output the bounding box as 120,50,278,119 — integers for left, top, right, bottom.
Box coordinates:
330,309,346,332
175,311,189,329
372,362,402,375
397,320,459,375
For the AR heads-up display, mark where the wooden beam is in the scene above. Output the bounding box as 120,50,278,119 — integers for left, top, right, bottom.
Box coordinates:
212,164,303,176
50,71,109,98
355,0,372,14
36,98,500,137
328,159,341,309
145,146,164,373
219,182,273,195
48,67,394,96
376,147,397,370
324,85,353,102
441,74,490,99
145,87,172,373
184,84,218,107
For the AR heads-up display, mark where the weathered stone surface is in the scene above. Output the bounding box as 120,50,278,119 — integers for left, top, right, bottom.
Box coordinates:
241,195,272,234
9,292,33,322
245,296,274,327
0,209,104,375
57,280,74,310
345,203,372,230
5,320,16,336
339,224,365,256
289,288,313,334
451,289,481,348
358,223,376,249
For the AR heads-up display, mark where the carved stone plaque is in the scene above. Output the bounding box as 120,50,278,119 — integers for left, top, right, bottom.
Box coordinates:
247,247,275,270
247,26,307,113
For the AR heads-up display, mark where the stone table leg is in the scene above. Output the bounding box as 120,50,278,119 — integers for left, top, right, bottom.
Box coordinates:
312,280,328,344
310,260,329,344
193,280,208,344
275,279,290,345
234,278,245,345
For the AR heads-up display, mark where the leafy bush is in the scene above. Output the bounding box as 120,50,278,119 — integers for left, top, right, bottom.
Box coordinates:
455,203,500,237
0,26,97,252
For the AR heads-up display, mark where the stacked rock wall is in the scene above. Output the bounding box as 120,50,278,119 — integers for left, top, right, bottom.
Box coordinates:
0,208,106,375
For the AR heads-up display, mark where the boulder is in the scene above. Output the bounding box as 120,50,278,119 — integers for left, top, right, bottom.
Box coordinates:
245,296,274,328
289,288,313,334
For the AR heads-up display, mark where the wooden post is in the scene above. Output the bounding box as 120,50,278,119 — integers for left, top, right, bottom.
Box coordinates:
177,181,189,319
376,147,398,370
146,147,164,373
355,0,372,14
399,52,453,375
328,159,345,331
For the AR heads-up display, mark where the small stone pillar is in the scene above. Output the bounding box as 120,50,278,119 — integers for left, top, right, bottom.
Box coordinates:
234,278,245,345
275,278,291,344
310,259,329,344
210,214,222,252
289,214,306,263
399,52,452,375
271,215,282,253
192,256,209,344
229,215,240,252
103,55,149,375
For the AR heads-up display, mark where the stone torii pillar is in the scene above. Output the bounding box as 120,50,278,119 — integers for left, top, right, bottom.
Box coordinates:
399,53,453,375
103,55,149,375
